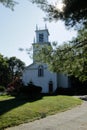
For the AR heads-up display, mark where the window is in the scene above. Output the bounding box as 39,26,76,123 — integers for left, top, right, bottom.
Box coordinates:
39,33,44,42
38,65,44,77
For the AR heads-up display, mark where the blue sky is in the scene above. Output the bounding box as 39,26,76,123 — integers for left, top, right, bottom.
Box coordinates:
0,0,77,66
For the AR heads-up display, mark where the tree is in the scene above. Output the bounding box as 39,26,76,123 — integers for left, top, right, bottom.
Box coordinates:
0,0,18,10
0,54,9,86
30,0,87,83
35,31,87,82
8,57,25,80
30,0,87,29
0,54,25,87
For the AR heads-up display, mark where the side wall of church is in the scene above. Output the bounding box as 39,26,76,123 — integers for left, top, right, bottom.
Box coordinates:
22,64,57,93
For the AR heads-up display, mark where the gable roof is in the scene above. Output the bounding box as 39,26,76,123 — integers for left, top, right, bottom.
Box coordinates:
24,62,47,72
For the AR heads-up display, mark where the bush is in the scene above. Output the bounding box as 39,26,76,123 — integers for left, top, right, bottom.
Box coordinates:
7,78,42,98
20,84,42,98
7,77,23,96
55,87,74,95
0,86,5,92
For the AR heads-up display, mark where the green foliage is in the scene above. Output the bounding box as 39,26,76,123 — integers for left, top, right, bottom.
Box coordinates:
0,0,18,10
0,54,25,87
8,56,25,80
30,0,87,29
7,77,23,96
30,0,87,82
7,78,42,97
35,38,87,82
0,86,5,92
0,95,82,129
20,83,42,98
0,54,9,86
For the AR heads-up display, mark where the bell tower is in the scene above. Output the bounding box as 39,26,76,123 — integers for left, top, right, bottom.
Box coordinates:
35,25,49,43
33,25,51,62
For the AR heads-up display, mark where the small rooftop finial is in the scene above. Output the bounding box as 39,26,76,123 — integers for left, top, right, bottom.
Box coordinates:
33,37,35,43
36,24,38,30
45,24,47,29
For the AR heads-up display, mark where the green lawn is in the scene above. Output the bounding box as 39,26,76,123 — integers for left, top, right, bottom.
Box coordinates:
0,95,82,130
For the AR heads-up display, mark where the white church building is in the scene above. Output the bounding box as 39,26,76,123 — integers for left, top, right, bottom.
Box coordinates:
22,26,70,93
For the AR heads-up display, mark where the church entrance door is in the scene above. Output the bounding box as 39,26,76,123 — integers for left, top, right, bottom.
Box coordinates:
49,81,53,94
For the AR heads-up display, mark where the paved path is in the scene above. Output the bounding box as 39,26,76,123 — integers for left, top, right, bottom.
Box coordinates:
6,97,87,130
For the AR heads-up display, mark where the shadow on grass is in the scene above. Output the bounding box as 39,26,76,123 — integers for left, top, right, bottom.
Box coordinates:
0,94,43,116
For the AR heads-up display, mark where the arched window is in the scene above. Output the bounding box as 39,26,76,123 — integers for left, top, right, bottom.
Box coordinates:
38,65,44,77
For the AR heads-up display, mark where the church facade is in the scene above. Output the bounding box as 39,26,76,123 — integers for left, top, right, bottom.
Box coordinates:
22,26,70,93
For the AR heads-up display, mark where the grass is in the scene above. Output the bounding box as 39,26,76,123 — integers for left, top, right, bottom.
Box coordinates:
0,95,82,130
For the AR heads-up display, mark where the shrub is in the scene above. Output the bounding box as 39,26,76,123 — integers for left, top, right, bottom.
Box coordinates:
55,87,74,95
7,77,23,96
7,78,42,98
0,86,5,92
20,84,42,98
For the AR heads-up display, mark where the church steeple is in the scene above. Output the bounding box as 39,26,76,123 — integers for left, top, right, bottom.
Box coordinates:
33,25,51,62
35,25,49,43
